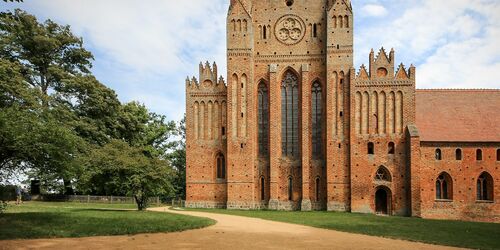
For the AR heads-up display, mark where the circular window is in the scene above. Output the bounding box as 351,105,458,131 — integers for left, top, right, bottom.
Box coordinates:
286,0,294,7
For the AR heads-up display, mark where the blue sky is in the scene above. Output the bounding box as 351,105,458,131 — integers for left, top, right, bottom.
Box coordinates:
1,0,499,122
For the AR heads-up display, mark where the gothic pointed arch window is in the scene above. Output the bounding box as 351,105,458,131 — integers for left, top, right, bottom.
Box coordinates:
288,176,293,201
315,177,320,202
436,172,453,200
258,81,269,156
260,176,265,201
477,172,493,201
311,80,323,157
281,70,299,158
375,166,391,182
216,153,226,179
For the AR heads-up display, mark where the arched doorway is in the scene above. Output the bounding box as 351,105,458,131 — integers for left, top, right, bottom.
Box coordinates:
375,187,391,215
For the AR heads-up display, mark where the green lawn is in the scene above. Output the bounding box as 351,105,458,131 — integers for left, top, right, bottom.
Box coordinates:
188,208,500,250
0,202,214,240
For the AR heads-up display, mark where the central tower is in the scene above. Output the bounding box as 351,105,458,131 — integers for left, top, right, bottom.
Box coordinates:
225,0,353,210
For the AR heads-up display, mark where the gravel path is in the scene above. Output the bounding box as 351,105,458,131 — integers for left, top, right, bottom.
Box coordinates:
0,207,465,250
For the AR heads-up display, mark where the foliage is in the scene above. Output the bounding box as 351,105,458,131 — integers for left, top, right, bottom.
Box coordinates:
0,202,214,240
169,115,186,199
0,201,6,213
0,9,185,202
78,140,176,210
191,209,500,250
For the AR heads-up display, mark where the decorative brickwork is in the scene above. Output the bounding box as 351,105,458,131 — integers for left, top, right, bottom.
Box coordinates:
185,0,499,222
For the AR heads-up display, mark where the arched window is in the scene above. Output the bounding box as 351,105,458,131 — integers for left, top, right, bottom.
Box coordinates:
344,15,349,28
388,142,395,155
258,81,269,156
368,142,374,155
260,176,265,201
476,149,483,161
375,166,391,182
288,177,293,201
455,149,462,160
497,149,500,161
263,25,267,39
435,148,442,160
436,172,453,200
315,177,320,202
216,153,226,179
313,23,317,38
311,81,322,157
477,172,493,201
339,15,343,28
333,16,337,28
281,71,299,158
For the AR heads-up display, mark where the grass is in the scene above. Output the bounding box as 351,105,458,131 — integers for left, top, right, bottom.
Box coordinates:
187,208,500,250
0,202,214,240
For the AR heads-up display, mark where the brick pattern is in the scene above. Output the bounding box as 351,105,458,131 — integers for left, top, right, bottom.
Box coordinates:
184,0,499,222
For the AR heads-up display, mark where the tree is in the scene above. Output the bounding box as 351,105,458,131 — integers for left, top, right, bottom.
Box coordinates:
168,115,186,199
78,140,175,210
0,9,93,100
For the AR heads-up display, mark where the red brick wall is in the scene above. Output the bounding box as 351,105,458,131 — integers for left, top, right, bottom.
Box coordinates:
419,143,500,222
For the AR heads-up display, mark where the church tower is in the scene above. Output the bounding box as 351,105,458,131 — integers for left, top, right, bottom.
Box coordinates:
185,0,415,213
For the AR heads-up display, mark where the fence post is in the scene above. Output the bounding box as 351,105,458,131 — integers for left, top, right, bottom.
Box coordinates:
87,195,90,203
110,196,113,204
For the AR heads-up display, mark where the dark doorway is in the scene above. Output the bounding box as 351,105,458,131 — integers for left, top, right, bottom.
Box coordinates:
375,188,389,215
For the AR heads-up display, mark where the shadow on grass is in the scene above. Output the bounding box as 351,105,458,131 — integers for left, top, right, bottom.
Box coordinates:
0,209,214,240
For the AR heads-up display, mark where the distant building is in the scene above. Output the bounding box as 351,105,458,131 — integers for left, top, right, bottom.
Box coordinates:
185,0,500,222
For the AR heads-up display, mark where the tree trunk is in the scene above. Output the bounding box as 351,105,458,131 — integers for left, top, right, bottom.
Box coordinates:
63,179,74,195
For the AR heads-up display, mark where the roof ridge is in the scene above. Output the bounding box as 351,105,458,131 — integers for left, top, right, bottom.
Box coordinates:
417,88,500,92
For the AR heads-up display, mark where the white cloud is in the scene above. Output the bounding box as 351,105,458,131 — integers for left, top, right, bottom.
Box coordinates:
361,4,388,17
355,0,500,89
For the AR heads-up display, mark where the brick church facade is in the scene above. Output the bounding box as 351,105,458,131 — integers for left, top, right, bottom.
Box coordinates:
185,0,500,222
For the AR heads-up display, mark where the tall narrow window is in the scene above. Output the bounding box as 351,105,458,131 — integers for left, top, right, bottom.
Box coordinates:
476,149,483,161
281,71,299,158
315,178,320,202
497,149,500,161
477,172,493,201
263,25,267,39
258,81,269,156
216,153,226,179
455,149,462,160
388,142,395,155
260,177,265,201
313,23,317,38
288,177,293,201
311,81,322,157
368,142,375,155
435,149,442,160
436,172,452,200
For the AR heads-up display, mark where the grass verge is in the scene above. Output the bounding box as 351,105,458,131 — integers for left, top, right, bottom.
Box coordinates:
187,208,500,250
0,202,214,240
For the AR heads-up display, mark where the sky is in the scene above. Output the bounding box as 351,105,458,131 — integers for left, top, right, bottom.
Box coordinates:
1,0,499,122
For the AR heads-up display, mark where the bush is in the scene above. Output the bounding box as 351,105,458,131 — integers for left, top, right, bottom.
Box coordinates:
0,201,7,213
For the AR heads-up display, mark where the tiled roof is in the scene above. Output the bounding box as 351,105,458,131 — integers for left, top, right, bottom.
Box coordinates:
416,89,500,142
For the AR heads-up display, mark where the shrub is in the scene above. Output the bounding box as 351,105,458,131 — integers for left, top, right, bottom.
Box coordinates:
0,201,7,213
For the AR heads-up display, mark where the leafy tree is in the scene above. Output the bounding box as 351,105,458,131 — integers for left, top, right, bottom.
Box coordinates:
78,140,175,210
0,9,93,99
169,115,186,199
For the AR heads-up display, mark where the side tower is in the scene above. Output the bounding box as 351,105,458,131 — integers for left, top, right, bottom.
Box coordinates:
350,48,416,215
226,0,257,209
186,62,228,208
326,0,354,211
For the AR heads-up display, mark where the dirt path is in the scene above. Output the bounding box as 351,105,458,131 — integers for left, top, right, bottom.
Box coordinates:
1,207,464,250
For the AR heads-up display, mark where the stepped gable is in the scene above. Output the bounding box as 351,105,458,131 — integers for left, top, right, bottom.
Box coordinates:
416,89,500,142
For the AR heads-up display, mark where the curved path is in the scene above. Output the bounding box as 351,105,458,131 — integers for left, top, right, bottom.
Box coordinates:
1,207,464,250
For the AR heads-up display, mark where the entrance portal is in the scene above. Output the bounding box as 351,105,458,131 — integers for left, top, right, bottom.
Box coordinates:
375,188,390,215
